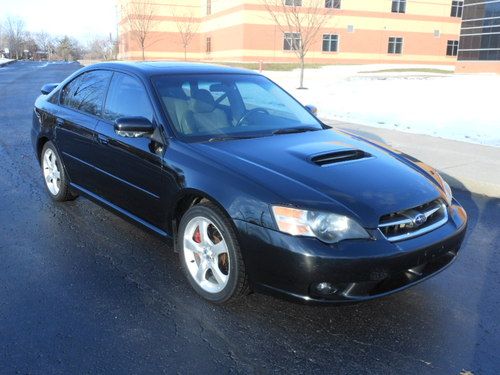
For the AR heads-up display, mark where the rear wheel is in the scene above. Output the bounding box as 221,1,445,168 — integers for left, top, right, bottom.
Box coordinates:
178,202,248,303
41,141,77,202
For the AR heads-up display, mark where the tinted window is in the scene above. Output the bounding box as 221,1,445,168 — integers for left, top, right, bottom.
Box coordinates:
103,73,154,122
61,70,112,116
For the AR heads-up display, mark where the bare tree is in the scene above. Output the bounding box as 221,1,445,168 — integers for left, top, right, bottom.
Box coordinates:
0,23,4,55
123,0,158,60
86,34,117,61
4,16,26,59
23,32,38,59
261,0,332,88
34,31,55,60
173,8,199,61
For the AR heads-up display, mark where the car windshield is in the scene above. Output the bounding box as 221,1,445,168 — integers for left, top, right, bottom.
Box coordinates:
152,73,323,141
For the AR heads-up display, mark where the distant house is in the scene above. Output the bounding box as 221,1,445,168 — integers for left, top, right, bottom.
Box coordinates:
34,51,49,61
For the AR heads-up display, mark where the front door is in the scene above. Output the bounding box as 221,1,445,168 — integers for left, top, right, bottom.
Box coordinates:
91,72,166,229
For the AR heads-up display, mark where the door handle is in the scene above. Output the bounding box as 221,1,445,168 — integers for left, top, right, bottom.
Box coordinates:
97,134,109,145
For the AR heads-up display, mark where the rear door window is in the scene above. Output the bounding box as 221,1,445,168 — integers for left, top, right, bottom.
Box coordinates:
103,73,154,123
61,70,112,116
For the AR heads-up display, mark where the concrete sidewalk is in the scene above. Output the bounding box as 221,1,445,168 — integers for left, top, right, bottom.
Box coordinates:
325,120,500,198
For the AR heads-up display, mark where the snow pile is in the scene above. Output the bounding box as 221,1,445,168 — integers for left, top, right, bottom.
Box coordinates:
264,65,499,147
0,58,14,66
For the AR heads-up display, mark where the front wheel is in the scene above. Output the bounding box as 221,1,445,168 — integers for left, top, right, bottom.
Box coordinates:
40,141,77,202
178,202,249,304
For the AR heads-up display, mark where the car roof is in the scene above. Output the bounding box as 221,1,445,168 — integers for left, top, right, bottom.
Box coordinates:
85,61,258,77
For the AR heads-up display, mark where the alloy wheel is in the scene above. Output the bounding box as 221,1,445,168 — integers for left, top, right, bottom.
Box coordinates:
42,148,61,196
183,216,230,294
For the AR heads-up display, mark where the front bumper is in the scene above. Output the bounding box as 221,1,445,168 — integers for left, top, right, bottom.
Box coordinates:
235,201,467,304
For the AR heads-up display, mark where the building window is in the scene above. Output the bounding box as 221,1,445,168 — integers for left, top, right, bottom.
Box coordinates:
391,0,406,13
206,37,211,53
451,1,463,17
283,32,302,51
388,37,403,54
285,0,302,6
322,34,339,52
325,0,341,9
206,0,211,15
447,40,459,56
434,29,441,37
457,1,500,61
347,24,354,33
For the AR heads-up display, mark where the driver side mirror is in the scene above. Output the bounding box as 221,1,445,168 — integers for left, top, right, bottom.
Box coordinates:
114,117,155,138
305,105,318,116
41,83,59,95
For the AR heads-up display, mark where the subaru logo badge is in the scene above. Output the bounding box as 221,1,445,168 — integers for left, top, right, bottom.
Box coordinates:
413,213,427,227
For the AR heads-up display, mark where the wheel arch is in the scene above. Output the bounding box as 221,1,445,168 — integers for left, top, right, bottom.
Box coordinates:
169,188,236,253
36,136,50,164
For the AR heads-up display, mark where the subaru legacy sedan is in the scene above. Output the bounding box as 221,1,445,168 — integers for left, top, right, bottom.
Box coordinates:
32,62,467,304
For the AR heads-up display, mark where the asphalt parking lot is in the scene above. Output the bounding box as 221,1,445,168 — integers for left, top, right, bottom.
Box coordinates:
0,61,499,374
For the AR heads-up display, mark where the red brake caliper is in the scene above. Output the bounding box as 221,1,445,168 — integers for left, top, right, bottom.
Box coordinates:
193,226,201,244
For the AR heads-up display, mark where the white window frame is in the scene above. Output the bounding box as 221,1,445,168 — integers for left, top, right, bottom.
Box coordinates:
446,40,459,56
391,0,406,13
283,32,302,51
451,0,464,17
325,0,341,9
388,37,404,54
322,34,339,52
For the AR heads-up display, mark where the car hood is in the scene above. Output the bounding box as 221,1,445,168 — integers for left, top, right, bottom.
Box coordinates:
192,129,443,228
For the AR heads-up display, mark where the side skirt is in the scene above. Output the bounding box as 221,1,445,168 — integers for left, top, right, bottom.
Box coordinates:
70,182,172,240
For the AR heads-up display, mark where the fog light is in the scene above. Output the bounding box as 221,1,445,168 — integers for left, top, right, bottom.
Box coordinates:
315,282,337,295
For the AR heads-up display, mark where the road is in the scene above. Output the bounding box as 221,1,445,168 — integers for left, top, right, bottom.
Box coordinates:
0,61,498,374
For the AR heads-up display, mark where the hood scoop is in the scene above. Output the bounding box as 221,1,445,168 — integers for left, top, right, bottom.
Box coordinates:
311,149,371,166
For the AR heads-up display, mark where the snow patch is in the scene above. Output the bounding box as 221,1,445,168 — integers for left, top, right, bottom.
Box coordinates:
264,65,499,147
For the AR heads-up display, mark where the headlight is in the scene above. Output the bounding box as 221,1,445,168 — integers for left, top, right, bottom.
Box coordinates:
271,206,370,244
442,180,453,204
434,171,453,205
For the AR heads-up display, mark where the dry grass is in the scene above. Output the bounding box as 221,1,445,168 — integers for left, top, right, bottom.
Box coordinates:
361,68,453,74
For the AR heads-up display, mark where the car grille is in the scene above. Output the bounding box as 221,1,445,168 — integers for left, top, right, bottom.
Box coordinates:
378,199,448,242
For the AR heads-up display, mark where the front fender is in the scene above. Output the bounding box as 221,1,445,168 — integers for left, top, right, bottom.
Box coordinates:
165,141,283,229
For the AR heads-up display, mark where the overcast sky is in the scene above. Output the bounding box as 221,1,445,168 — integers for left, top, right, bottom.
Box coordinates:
0,0,118,42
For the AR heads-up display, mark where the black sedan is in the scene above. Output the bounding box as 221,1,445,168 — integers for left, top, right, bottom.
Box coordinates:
31,62,467,304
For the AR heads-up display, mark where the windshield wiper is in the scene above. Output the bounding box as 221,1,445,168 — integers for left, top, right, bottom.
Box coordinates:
208,135,257,142
272,127,320,135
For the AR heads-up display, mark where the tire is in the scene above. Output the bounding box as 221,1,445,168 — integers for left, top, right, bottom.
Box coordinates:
40,141,77,202
178,202,249,304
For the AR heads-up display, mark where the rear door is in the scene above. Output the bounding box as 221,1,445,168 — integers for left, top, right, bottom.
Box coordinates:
55,70,112,191
92,72,166,228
